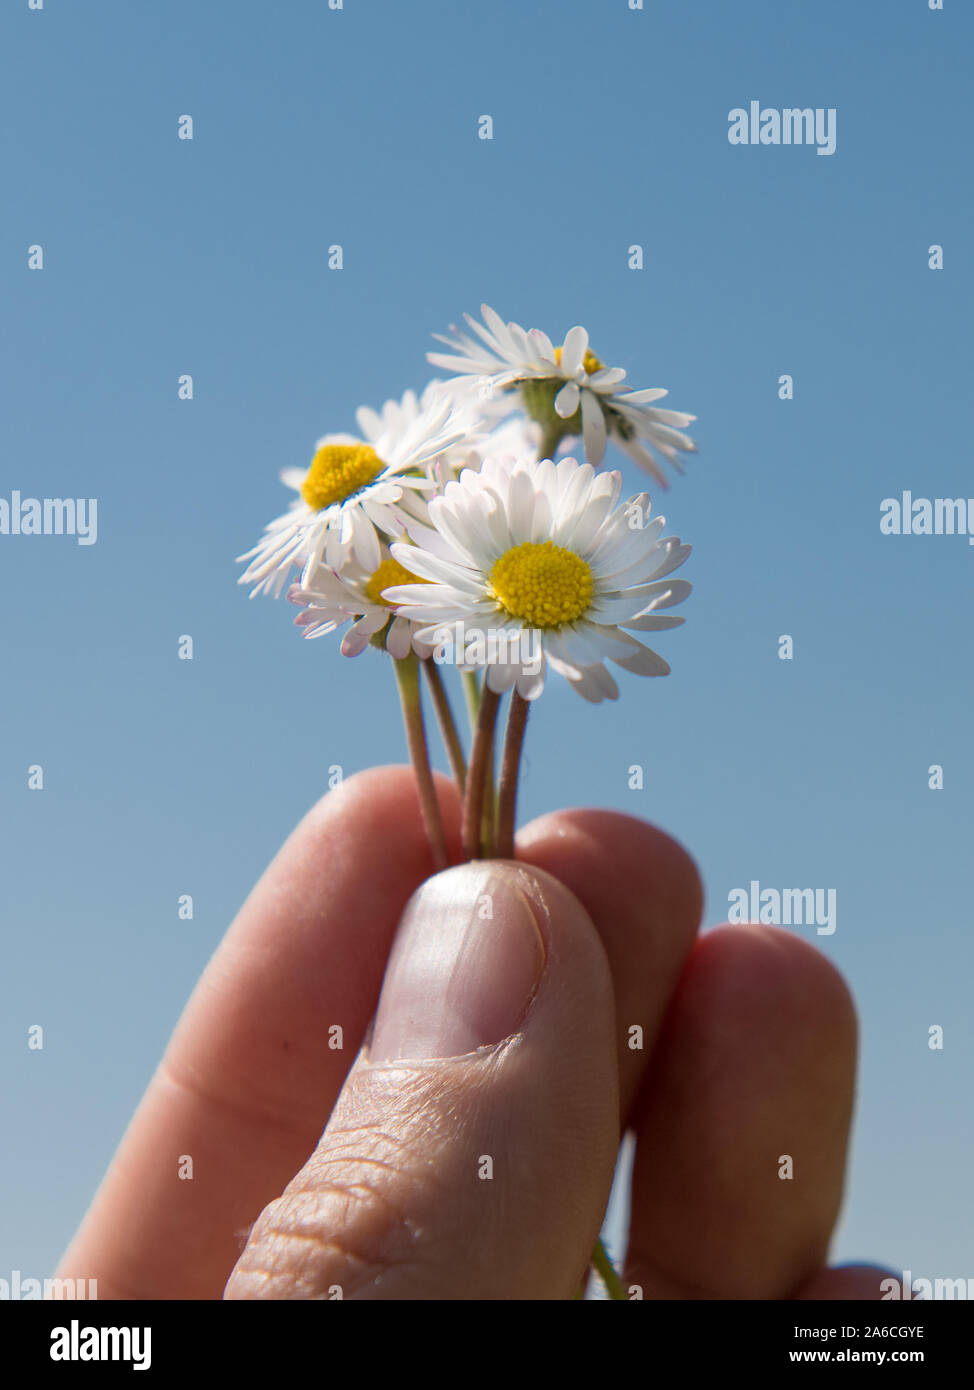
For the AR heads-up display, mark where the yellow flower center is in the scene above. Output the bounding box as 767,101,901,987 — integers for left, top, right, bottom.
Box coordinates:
365,557,426,607
488,541,593,629
301,444,383,512
554,344,604,376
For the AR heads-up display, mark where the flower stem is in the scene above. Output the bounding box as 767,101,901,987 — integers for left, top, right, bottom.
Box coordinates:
422,660,466,794
538,419,565,462
592,1237,628,1301
461,686,501,861
480,721,496,858
461,669,481,731
495,690,530,859
392,652,449,873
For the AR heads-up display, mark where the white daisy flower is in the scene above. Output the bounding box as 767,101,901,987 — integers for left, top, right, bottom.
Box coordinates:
427,303,697,488
287,547,433,659
384,454,691,703
237,389,475,597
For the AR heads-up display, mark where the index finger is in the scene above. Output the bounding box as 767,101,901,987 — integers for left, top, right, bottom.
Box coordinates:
56,765,461,1299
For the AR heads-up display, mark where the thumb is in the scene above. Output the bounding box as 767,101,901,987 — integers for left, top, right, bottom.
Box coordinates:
224,861,620,1300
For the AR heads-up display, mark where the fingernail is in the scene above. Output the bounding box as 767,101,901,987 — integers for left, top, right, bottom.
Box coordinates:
369,864,548,1062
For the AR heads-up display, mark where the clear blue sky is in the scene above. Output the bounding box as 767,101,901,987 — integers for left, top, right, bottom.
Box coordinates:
2,0,972,1287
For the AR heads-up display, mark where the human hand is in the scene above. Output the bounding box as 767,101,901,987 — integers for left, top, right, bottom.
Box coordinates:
56,766,887,1300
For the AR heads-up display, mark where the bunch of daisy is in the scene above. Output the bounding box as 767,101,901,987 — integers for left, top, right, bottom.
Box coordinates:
237,306,697,1295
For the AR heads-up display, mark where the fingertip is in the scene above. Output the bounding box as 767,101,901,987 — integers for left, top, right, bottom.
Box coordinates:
517,806,704,939
692,925,857,1053
296,764,463,867
301,762,461,824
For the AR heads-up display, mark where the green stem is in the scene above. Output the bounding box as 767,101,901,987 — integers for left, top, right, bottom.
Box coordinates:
461,686,501,861
461,669,482,733
495,690,530,859
480,721,496,858
538,419,565,461
461,671,493,851
422,659,466,794
392,653,449,873
592,1237,628,1301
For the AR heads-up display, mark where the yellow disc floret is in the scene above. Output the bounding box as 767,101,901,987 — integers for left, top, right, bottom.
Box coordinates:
301,444,384,512
554,344,604,376
365,556,426,607
489,541,593,629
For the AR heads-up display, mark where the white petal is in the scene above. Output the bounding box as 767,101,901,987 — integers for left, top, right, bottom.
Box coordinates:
323,526,345,569
562,484,615,554
623,614,686,631
529,482,554,542
431,497,496,570
484,492,515,555
619,388,668,404
550,457,595,536
481,303,516,351
401,518,463,563
340,620,377,657
643,541,692,582
559,625,612,666
484,662,520,694
565,662,619,703
355,405,384,440
356,608,389,635
642,420,696,452
528,328,558,366
641,407,696,427
388,542,483,591
608,641,670,676
426,350,493,374
386,616,414,659
506,465,537,544
580,389,607,465
636,578,693,611
348,507,381,571
554,381,580,419
507,321,537,365
559,325,589,377
515,665,547,701
586,367,627,389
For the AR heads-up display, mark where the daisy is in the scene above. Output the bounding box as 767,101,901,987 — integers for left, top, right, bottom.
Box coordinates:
287,547,432,659
427,303,697,487
384,454,691,703
237,388,475,597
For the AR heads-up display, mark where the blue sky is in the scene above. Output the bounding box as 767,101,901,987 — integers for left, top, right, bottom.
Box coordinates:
2,0,972,1287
